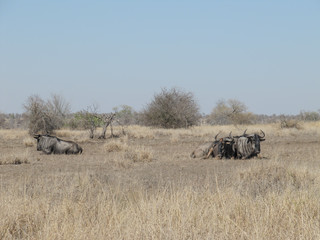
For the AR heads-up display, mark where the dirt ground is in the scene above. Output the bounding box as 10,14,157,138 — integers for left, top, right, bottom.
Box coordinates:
1,127,320,192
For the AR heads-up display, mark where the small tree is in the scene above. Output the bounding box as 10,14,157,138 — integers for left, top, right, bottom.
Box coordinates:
75,104,102,139
112,105,137,125
141,88,201,128
24,94,71,135
24,95,53,134
47,94,71,127
74,105,127,139
98,113,116,139
280,115,302,129
209,99,254,125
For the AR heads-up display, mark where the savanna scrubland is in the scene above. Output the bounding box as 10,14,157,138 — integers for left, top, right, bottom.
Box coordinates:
1,122,320,239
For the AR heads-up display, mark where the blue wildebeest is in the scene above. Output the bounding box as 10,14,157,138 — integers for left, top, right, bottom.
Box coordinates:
190,132,235,159
34,135,83,154
190,132,223,159
205,132,235,159
232,130,265,159
221,133,236,159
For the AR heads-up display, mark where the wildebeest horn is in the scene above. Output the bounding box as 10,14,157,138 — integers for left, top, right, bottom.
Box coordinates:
243,129,247,136
33,134,41,139
259,130,265,138
214,131,221,141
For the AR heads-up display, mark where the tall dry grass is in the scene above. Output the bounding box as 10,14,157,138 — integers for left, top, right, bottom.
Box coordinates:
1,162,320,239
1,122,320,239
1,121,318,142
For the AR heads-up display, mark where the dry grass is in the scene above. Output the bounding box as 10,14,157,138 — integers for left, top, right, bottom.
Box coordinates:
55,129,90,142
23,137,35,147
103,137,153,163
0,122,320,239
1,168,320,239
127,125,156,139
103,140,129,152
0,129,28,140
0,153,30,165
124,146,154,163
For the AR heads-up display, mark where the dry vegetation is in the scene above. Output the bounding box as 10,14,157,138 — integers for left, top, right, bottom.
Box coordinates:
1,123,320,239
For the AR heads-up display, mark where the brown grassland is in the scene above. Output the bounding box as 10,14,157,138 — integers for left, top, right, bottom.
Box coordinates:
1,122,320,239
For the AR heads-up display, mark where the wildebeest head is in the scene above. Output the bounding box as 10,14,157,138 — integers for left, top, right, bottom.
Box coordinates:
245,130,265,155
33,134,42,151
221,132,235,158
212,132,235,159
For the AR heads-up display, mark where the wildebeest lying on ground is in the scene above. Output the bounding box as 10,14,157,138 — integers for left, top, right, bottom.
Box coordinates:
191,130,265,160
190,132,232,159
190,141,221,159
232,130,265,159
34,134,83,154
205,134,235,159
190,133,221,159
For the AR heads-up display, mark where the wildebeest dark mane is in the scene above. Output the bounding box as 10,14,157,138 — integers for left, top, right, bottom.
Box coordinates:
44,134,76,144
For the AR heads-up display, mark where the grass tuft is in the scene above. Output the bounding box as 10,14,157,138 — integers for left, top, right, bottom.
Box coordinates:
0,155,30,165
125,146,154,163
104,140,128,152
23,137,35,147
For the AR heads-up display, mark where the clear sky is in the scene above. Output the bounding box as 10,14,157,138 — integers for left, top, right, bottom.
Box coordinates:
0,0,319,115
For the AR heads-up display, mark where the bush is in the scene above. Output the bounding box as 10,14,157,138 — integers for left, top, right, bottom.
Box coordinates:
141,88,201,128
280,119,302,130
24,94,70,135
24,95,54,134
299,111,320,122
208,99,254,125
113,105,138,125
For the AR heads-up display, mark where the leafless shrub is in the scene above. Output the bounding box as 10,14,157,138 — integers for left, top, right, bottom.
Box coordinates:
280,116,302,129
299,110,320,122
208,99,254,125
24,94,70,135
141,88,201,128
0,113,27,129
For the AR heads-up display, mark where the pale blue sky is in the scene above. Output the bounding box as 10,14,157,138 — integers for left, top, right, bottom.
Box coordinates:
0,0,319,115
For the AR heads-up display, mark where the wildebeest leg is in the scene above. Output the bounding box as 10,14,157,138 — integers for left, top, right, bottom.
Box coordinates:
204,147,214,159
42,147,53,154
218,143,223,159
66,148,76,154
